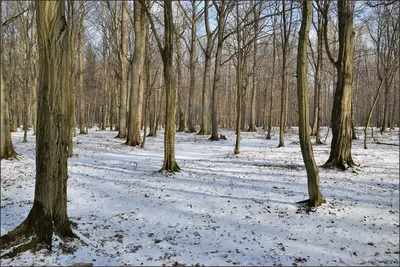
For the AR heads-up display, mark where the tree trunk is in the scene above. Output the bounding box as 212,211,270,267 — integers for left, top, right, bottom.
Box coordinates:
160,0,180,172
0,3,17,159
187,0,198,133
234,1,241,155
1,1,75,252
127,0,147,146
198,1,212,136
176,32,186,132
323,1,355,169
297,0,324,207
68,0,76,156
248,5,259,132
266,14,277,140
278,0,289,147
117,0,128,138
78,3,85,134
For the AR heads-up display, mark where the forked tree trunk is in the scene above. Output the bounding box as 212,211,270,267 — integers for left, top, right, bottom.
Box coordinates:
297,0,324,207
145,0,180,172
322,1,355,169
1,1,74,253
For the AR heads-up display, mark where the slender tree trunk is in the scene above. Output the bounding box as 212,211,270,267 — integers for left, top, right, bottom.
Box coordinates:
176,32,186,132
297,0,324,207
78,3,85,134
234,1,241,155
117,0,128,138
364,78,385,149
67,0,76,156
199,1,212,136
248,4,259,132
187,0,198,133
267,15,277,140
278,0,289,147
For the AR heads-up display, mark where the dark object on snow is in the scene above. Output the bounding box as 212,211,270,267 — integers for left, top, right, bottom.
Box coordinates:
219,135,227,140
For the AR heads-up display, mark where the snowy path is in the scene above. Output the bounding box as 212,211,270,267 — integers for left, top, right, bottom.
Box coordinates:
1,127,399,266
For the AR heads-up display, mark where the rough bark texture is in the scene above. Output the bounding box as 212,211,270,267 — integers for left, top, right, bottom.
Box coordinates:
1,1,74,254
323,1,355,169
160,0,180,172
297,0,325,207
127,0,147,146
0,3,17,160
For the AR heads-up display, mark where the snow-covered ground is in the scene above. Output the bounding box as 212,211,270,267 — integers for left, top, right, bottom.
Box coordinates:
1,126,399,266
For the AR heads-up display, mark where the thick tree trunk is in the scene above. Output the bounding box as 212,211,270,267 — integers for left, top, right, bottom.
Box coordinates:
0,4,17,159
127,0,147,146
323,1,355,169
160,0,180,172
1,1,74,253
297,0,324,207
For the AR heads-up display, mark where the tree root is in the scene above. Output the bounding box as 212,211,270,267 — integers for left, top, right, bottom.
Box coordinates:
1,237,40,259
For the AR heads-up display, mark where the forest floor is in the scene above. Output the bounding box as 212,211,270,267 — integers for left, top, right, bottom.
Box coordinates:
1,126,399,266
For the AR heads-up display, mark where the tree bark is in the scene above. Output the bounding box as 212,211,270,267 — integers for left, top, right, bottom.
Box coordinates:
0,3,17,159
187,0,198,133
322,1,356,169
234,1,241,155
127,0,147,146
297,0,324,207
248,3,259,132
117,0,128,138
78,2,86,134
1,1,75,252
